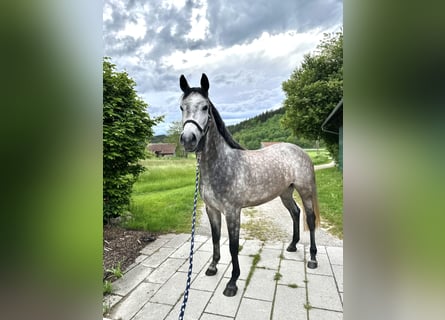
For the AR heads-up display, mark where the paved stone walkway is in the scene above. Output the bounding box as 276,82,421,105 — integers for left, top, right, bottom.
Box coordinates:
103,233,343,320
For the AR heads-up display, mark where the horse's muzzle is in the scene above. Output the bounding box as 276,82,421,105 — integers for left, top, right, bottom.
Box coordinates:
180,131,198,152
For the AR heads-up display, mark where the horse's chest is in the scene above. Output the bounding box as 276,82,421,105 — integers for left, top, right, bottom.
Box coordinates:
199,172,237,209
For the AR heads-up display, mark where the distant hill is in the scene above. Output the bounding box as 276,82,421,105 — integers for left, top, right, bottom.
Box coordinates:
227,108,317,149
150,134,167,143
151,108,318,149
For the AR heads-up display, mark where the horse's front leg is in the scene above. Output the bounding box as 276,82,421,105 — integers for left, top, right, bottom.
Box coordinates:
223,208,241,297
205,206,221,276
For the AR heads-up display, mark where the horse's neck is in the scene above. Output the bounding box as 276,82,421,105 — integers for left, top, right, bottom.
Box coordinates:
200,119,233,169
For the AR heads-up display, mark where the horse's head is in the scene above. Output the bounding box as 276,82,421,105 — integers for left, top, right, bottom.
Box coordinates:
179,73,211,152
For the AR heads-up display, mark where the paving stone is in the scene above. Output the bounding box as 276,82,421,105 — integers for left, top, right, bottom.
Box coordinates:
307,274,342,312
106,234,343,320
200,313,234,320
205,279,246,317
171,242,193,259
306,253,333,276
124,254,149,273
194,234,211,243
244,268,277,301
150,272,189,305
147,258,184,284
178,249,212,275
110,282,162,320
237,254,254,281
263,240,284,251
198,237,215,252
236,298,272,320
103,294,122,310
142,246,177,268
164,289,212,320
331,264,343,293
218,244,233,264
272,285,307,320
112,264,154,296
132,302,172,320
199,236,229,252
238,239,263,256
309,308,343,320
164,233,191,248
135,254,149,264
256,248,281,270
326,247,343,265
140,237,172,256
191,261,229,292
278,259,306,287
282,244,305,261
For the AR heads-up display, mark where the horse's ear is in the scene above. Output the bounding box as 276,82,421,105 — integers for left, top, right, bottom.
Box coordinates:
201,73,209,92
180,74,190,93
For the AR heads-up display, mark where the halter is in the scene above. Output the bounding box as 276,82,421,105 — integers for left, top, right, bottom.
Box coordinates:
182,109,212,138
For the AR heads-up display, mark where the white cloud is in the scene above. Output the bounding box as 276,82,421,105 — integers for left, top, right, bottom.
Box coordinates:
186,0,209,40
162,0,187,10
103,0,343,135
116,13,146,40
161,27,328,73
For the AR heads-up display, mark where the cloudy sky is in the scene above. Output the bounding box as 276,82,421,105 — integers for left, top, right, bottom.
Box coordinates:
103,0,343,135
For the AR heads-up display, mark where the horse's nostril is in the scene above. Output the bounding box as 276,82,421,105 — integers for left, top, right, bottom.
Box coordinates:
180,132,197,149
190,133,197,144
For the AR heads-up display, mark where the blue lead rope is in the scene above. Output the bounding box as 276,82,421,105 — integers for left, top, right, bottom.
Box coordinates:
178,154,200,320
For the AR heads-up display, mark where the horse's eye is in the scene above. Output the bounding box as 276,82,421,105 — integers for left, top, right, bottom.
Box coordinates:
180,105,184,111
203,105,208,111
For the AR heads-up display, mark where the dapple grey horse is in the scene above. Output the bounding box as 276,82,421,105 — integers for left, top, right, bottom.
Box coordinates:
179,74,320,297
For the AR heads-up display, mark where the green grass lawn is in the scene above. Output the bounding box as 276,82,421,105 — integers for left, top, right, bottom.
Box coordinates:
315,167,343,238
126,156,342,238
306,149,332,165
124,157,198,233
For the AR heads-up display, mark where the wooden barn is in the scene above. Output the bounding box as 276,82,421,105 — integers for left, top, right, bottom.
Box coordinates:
148,143,176,157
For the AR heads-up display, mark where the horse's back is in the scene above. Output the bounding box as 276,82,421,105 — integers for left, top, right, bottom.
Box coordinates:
259,142,312,165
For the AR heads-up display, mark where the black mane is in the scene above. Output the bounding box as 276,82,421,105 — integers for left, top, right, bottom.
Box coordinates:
209,101,245,150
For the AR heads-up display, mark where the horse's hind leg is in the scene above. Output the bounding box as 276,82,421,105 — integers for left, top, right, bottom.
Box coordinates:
205,206,221,276
301,196,318,269
280,186,301,252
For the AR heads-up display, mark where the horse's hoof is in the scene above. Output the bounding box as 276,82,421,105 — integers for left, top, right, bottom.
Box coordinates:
205,267,217,276
307,260,318,269
223,283,238,297
286,245,297,252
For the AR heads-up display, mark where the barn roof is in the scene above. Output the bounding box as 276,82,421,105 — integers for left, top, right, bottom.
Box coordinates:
148,143,176,155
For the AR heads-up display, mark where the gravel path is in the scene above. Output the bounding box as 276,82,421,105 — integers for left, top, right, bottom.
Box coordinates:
196,161,343,247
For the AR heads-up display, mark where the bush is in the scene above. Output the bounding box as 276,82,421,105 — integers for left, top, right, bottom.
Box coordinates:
103,58,162,221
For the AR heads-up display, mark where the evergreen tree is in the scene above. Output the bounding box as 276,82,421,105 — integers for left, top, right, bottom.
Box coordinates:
103,57,162,220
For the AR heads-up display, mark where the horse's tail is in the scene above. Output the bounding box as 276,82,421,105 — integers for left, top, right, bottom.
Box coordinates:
303,176,321,231
312,184,321,229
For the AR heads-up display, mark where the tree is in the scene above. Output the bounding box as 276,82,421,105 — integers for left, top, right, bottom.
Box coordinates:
103,57,162,221
166,121,186,157
282,32,343,162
